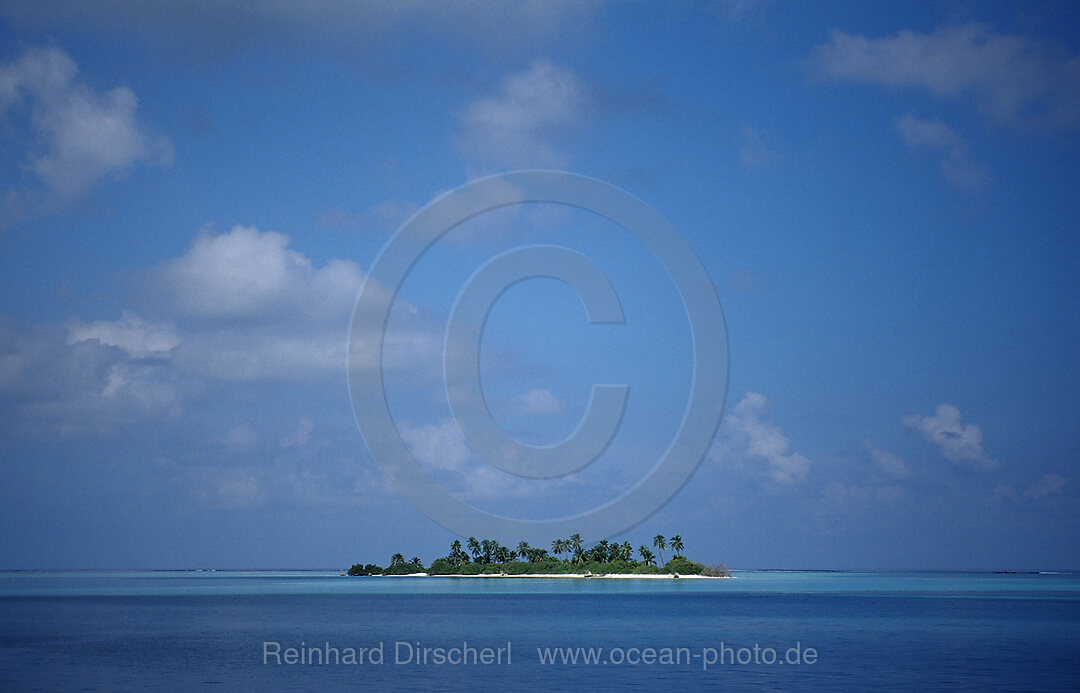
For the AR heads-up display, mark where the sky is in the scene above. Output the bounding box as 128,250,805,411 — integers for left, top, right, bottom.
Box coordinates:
1,0,1078,571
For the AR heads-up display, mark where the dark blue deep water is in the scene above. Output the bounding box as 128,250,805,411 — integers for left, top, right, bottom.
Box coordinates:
1,571,1078,691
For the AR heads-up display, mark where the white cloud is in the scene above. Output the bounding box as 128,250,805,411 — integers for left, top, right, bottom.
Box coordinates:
67,311,180,358
174,445,400,511
894,113,988,188
397,417,555,500
222,423,261,452
146,224,437,381
459,59,588,168
458,464,534,501
810,24,1080,130
206,468,267,509
736,126,781,169
431,175,531,245
399,419,473,472
0,46,171,223
864,439,911,479
1,224,440,436
0,319,182,436
902,403,998,470
153,224,363,322
711,392,811,484
280,417,314,448
1024,473,1067,499
517,388,563,415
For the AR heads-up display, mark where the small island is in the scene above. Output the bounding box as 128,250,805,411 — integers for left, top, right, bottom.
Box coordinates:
348,533,731,579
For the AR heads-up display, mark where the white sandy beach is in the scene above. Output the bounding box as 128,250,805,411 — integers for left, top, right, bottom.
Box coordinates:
383,572,728,579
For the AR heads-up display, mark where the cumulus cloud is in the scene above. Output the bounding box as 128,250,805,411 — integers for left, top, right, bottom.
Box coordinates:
152,225,363,323
66,311,180,359
1024,473,1067,499
894,113,988,188
458,59,588,168
809,23,1080,130
397,417,562,500
1,319,181,436
2,224,439,436
711,392,811,484
902,403,998,470
145,224,436,380
863,439,911,479
0,46,171,224
399,419,474,472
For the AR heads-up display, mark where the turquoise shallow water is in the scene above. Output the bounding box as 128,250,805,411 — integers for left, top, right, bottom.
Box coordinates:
4,569,1079,596
1,571,1078,690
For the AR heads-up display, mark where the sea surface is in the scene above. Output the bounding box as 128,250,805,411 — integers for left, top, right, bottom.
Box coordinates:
1,570,1078,691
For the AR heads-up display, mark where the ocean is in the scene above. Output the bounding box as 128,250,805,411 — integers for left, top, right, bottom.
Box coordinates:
1,570,1078,691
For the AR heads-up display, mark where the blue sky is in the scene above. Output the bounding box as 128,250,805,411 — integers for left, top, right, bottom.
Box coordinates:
1,1,1078,570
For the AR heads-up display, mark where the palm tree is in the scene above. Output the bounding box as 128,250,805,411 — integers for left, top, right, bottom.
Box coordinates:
570,533,582,556
467,537,481,562
517,541,531,561
480,539,494,564
494,544,511,564
449,540,463,565
391,553,405,567
638,546,655,566
552,538,567,559
621,541,634,562
410,556,423,570
653,534,667,565
670,535,684,557
572,546,585,565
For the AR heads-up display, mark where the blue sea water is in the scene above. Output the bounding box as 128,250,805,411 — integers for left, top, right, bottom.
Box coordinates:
1,570,1078,691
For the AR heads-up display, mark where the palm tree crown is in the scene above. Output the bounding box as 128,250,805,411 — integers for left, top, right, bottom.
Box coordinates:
409,531,695,574
653,534,667,565
638,545,655,566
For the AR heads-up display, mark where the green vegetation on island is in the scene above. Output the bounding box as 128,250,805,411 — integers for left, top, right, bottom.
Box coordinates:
348,534,730,577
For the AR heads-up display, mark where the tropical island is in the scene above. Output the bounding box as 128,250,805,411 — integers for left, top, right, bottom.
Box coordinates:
348,533,730,578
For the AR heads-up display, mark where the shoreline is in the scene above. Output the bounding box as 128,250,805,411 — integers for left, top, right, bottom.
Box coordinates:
376,572,730,579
